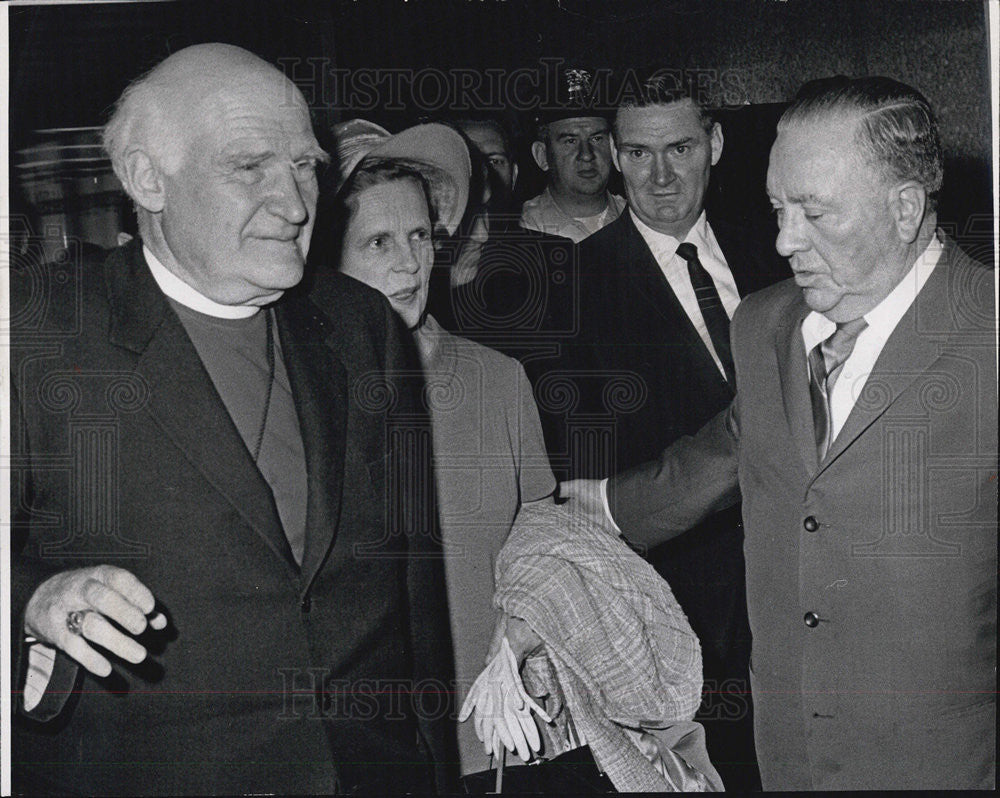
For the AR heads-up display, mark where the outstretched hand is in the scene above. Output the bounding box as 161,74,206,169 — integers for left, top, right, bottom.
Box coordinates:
24,565,167,677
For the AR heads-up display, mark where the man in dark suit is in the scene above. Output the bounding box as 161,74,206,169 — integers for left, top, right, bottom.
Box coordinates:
564,76,996,790
552,76,788,789
10,43,454,795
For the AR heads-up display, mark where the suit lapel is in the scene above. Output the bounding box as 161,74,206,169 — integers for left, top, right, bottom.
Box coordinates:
276,288,348,592
621,216,690,327
818,242,958,472
107,243,297,572
773,292,818,472
619,215,729,387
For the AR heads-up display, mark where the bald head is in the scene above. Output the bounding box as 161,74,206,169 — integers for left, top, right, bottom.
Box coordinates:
103,43,327,307
104,44,305,179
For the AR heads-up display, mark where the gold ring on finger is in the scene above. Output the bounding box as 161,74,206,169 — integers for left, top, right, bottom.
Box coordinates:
66,609,90,636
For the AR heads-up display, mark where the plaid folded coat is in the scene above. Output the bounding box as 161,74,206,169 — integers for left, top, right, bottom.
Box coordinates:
495,500,722,791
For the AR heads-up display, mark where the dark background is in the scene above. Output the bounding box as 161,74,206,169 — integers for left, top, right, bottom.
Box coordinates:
8,0,994,258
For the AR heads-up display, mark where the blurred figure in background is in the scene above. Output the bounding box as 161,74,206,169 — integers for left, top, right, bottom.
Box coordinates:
432,115,522,297
424,119,578,472
454,115,520,219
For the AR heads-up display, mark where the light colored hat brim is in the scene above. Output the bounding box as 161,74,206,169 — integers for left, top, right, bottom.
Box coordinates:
334,121,471,236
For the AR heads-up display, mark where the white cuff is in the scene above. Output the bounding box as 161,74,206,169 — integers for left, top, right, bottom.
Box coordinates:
23,639,57,712
599,478,623,535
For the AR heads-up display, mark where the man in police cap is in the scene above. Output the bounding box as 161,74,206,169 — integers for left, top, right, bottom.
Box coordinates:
521,68,625,243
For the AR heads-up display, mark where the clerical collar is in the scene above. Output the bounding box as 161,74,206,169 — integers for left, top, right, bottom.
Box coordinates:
143,245,260,319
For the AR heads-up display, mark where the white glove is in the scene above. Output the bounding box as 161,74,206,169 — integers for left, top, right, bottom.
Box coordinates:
458,636,552,762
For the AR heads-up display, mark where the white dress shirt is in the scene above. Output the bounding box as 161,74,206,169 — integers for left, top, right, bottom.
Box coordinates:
630,209,741,379
801,235,942,441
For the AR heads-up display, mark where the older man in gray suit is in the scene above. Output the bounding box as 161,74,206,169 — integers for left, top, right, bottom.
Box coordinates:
563,76,996,790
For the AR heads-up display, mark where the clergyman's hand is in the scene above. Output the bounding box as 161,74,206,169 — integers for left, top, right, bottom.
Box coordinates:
24,565,167,677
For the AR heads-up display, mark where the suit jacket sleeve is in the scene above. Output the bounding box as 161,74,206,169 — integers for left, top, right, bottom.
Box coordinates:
10,348,85,722
606,399,742,547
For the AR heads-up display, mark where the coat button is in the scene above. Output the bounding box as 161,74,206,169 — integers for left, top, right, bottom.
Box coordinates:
803,611,820,628
803,516,819,532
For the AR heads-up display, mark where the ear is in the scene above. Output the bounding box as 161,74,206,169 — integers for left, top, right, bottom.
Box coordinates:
709,122,724,167
118,148,166,213
511,162,519,189
530,140,549,172
610,136,621,173
890,181,927,243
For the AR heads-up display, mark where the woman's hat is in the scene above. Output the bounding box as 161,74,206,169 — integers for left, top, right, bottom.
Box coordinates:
332,119,471,236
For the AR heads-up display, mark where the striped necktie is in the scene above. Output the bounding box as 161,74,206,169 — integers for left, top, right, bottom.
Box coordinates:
676,242,735,385
808,317,868,460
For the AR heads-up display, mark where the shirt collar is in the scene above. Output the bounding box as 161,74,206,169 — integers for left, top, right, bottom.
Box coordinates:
545,186,614,222
143,245,261,319
630,209,710,263
801,234,944,349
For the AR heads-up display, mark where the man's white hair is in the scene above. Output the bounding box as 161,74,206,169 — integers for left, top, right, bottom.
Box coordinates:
102,66,184,193
102,44,291,199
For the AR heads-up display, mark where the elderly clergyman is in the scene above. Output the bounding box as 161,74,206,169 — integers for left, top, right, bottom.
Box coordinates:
563,76,996,790
10,43,454,795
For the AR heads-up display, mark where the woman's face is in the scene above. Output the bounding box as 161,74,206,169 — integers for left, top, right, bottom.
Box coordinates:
339,179,434,328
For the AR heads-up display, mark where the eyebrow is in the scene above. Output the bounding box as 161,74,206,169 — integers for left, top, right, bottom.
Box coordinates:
618,135,695,150
220,145,329,164
220,148,273,164
775,192,832,205
556,130,605,139
357,223,429,242
355,223,393,240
